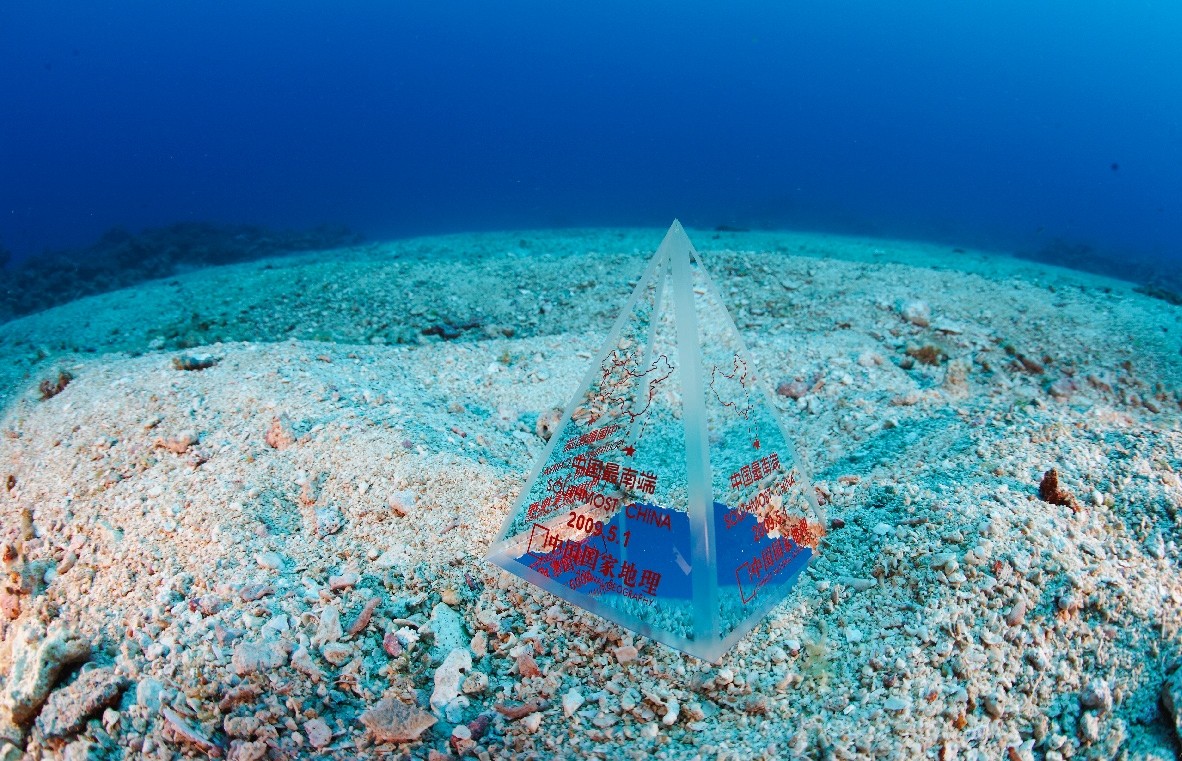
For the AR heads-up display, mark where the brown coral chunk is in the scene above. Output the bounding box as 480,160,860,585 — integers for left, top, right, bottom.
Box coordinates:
906,344,946,366
516,653,542,678
38,371,72,400
358,697,436,743
494,699,547,720
1038,469,1078,512
154,430,198,454
264,416,295,450
347,597,380,637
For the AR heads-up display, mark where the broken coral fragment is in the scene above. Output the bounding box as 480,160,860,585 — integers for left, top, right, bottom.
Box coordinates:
0,624,90,726
35,667,127,740
359,697,436,743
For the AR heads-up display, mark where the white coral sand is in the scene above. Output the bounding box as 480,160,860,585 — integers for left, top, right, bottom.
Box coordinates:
1,228,1180,759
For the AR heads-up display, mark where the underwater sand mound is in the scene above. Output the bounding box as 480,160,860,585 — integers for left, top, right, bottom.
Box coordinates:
1,228,1180,759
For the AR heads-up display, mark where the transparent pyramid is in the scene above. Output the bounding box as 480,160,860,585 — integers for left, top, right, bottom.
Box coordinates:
486,221,825,662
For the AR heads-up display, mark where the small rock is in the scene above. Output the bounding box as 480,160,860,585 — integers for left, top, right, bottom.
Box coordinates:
776,379,809,399
928,552,957,570
239,583,273,602
884,696,910,712
172,353,218,371
312,606,342,647
613,645,639,664
382,631,403,658
304,718,332,749
857,351,882,368
346,597,380,637
231,639,290,676
844,626,863,644
461,672,488,695
535,408,563,441
155,430,198,455
314,506,343,537
470,631,488,658
135,678,164,711
264,416,296,450
161,706,221,756
1005,598,1027,627
662,697,680,726
224,715,260,738
35,667,127,740
321,643,352,666
873,522,892,536
451,723,474,754
255,551,285,571
0,624,91,726
359,697,437,743
228,739,268,761
562,689,584,717
516,653,542,678
1038,468,1077,511
431,649,473,712
899,299,931,327
388,490,415,517
290,646,324,683
1079,679,1112,713
374,545,409,570
429,603,467,660
1078,711,1100,743
329,572,359,591
983,693,1005,719
521,711,543,733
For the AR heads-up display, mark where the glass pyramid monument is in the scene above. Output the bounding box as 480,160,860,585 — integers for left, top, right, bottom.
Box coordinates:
486,221,825,662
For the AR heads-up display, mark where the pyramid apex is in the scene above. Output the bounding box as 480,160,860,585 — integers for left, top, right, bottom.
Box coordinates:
659,219,692,252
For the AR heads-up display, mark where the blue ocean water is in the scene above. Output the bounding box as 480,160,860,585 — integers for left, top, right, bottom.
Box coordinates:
2,1,1180,275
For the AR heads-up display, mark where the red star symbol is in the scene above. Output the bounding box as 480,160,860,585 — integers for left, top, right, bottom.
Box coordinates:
623,445,636,457
753,438,761,449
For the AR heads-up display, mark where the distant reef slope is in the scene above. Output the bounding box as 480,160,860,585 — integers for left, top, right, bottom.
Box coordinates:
0,222,362,323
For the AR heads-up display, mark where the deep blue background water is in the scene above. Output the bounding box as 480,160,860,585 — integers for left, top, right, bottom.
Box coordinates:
3,1,1180,269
